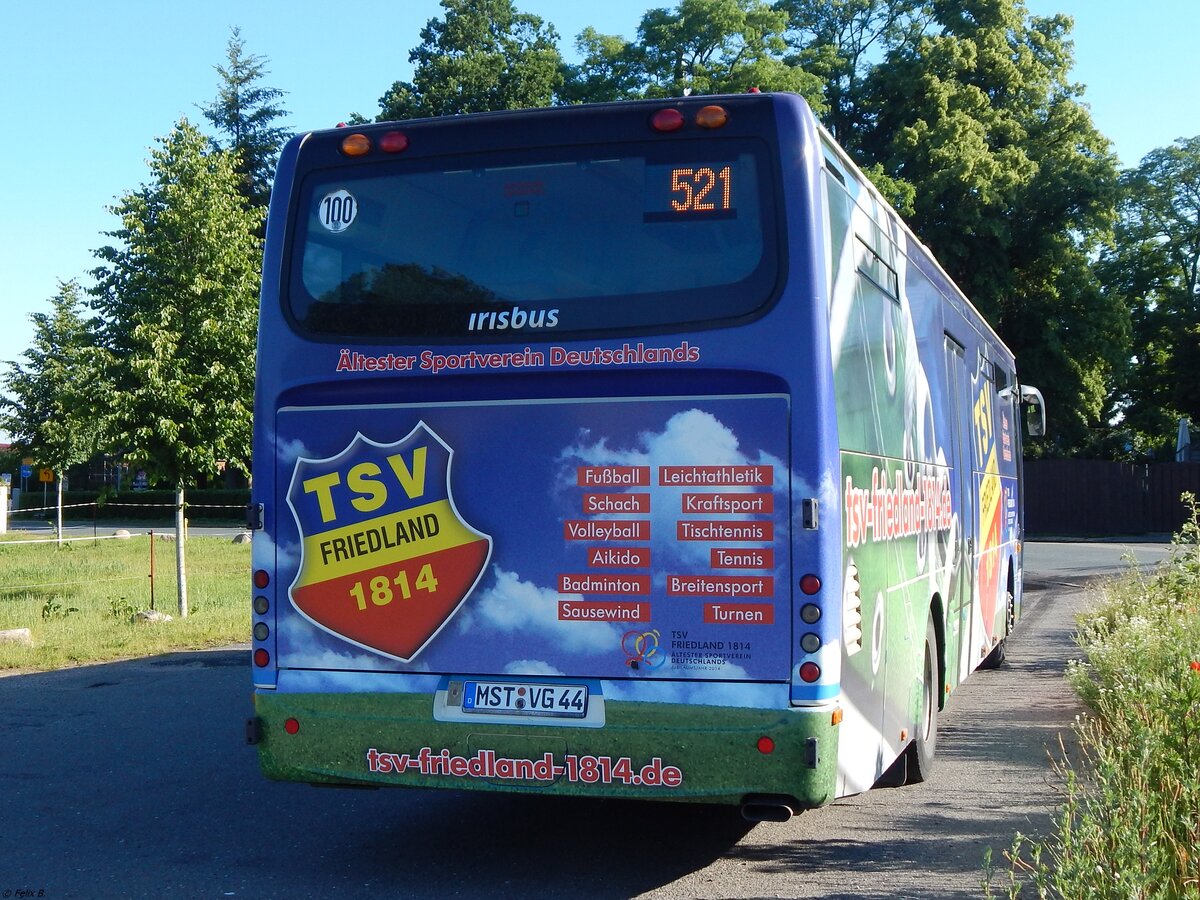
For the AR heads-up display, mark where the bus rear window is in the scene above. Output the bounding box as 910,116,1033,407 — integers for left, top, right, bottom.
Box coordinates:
287,140,779,340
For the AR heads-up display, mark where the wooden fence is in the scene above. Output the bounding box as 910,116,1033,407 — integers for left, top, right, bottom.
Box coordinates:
1024,459,1200,536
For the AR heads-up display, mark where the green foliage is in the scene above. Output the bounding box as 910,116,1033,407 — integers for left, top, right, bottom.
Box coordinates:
378,0,564,119
200,26,290,212
991,496,1200,897
108,597,137,621
861,161,916,217
89,118,261,488
559,0,825,107
557,27,646,104
634,0,824,102
0,445,20,481
41,597,80,621
1096,137,1200,458
778,0,931,147
0,280,104,471
856,0,1125,455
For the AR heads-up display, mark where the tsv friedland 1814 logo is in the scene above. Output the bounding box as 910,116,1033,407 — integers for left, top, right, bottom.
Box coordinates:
286,423,492,661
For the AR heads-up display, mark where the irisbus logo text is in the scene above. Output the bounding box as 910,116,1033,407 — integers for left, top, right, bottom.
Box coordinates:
468,306,560,332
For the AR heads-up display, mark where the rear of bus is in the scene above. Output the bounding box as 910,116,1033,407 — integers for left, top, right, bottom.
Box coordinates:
249,93,845,814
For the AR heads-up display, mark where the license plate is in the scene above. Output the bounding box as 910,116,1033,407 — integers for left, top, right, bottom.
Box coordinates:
462,681,588,718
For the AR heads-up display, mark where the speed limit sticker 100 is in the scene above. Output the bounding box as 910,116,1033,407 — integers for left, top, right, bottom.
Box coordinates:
318,189,357,233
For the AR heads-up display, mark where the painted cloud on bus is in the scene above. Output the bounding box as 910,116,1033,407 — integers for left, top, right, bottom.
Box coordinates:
455,566,623,655
559,407,791,573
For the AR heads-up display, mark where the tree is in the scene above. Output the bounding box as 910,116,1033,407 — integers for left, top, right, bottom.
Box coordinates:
200,26,290,213
0,280,104,541
90,119,262,615
779,0,932,146
634,0,822,100
558,0,825,108
557,27,645,105
856,0,1124,453
1097,137,1200,456
378,0,564,119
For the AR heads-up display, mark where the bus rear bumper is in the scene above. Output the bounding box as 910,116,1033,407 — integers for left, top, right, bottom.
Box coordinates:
253,691,840,809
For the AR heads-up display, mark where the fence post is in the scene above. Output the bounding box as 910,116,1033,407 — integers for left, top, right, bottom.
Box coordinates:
0,482,7,535
56,475,64,548
149,529,156,611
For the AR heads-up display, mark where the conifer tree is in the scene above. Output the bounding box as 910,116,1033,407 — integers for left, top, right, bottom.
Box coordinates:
0,280,104,542
201,26,289,213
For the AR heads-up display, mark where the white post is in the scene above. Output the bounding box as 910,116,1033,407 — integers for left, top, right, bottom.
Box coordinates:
176,485,188,617
56,474,64,547
0,482,8,535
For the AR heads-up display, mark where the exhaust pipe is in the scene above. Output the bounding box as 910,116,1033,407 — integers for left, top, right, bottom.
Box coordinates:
740,794,799,823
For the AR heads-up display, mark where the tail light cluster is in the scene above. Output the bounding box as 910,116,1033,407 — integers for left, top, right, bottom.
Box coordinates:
798,573,822,683
253,569,271,668
336,103,731,158
251,566,298,734
650,104,730,133
339,130,410,158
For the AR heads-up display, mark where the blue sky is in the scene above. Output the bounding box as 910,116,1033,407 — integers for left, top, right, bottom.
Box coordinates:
0,0,1196,392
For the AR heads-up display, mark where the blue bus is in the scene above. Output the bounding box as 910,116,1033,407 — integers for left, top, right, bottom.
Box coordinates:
248,92,1044,820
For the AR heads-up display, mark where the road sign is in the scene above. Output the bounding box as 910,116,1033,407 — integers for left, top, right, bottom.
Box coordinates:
19,464,31,479
39,468,54,483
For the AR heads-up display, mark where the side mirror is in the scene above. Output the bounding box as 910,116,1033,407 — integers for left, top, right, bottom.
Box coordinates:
999,384,1046,437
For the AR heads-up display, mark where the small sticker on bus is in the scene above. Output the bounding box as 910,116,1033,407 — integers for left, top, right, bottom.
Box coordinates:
318,189,357,233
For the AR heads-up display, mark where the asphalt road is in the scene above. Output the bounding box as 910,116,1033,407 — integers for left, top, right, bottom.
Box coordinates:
0,539,1173,899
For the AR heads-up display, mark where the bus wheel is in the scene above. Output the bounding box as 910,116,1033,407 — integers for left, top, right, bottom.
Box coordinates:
905,613,939,783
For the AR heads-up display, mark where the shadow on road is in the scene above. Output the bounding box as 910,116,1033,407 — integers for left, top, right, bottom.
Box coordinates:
1,650,757,899
0,572,1108,898
318,792,754,898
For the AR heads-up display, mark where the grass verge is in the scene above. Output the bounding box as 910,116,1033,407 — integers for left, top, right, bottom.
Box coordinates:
985,497,1200,898
0,530,248,672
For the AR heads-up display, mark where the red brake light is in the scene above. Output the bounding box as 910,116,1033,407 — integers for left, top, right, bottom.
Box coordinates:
253,648,270,667
379,131,409,153
284,718,301,735
756,736,775,754
800,574,821,595
650,108,685,132
799,662,821,683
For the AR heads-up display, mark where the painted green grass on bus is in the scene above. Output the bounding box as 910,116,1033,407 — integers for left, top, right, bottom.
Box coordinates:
257,691,838,805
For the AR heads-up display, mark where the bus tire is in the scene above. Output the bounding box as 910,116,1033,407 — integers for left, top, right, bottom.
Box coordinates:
905,612,939,783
